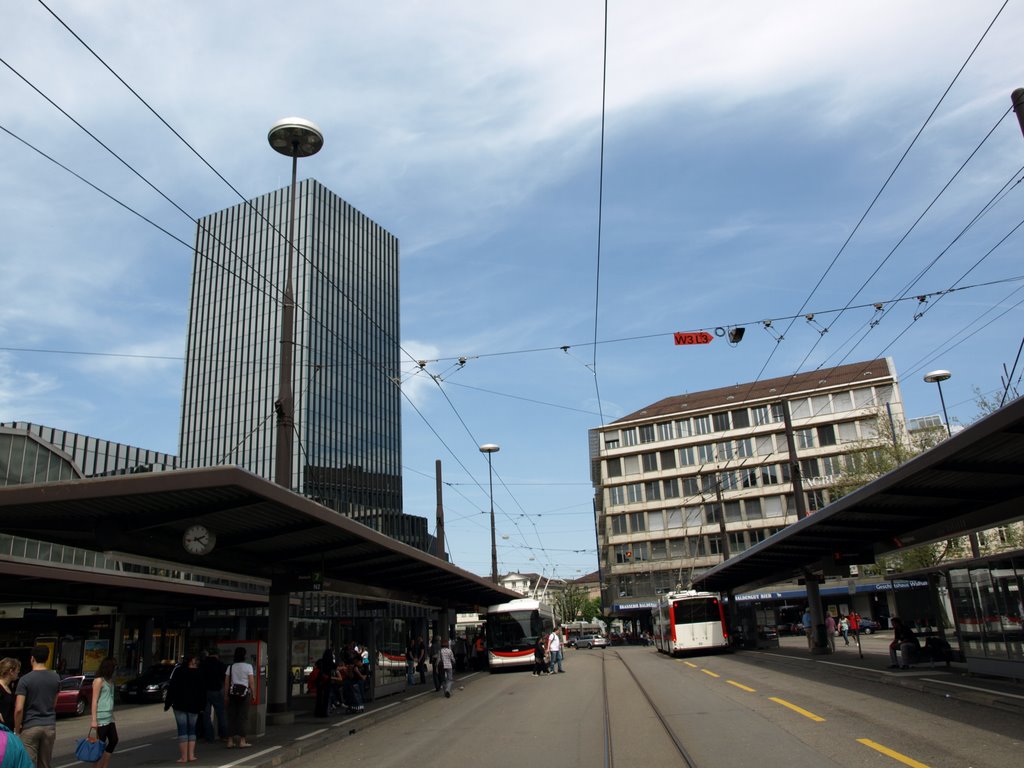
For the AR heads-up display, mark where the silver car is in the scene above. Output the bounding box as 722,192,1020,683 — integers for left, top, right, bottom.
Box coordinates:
575,634,608,649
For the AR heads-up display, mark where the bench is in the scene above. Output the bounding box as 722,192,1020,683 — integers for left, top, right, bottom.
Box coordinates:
906,636,955,668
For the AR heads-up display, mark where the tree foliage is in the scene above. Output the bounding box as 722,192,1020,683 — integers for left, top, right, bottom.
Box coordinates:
552,583,589,623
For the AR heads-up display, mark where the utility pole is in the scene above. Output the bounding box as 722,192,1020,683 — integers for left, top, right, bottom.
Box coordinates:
780,400,808,520
435,460,446,560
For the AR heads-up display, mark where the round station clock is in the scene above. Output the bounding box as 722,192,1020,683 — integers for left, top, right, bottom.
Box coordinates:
182,524,216,555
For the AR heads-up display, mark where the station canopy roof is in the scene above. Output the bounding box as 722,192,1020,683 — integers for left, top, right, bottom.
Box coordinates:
694,395,1024,595
0,466,518,610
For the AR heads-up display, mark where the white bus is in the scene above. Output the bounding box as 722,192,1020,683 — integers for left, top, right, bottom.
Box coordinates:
485,598,555,670
653,590,730,655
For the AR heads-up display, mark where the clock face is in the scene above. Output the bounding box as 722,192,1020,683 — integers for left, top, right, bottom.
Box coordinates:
182,525,216,555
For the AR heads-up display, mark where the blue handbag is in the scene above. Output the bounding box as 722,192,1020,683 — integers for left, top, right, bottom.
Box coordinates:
74,728,106,763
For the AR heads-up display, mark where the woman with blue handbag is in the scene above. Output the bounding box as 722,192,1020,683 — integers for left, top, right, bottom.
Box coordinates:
88,658,118,768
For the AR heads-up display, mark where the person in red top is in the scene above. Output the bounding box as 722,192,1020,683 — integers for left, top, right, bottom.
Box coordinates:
848,612,861,643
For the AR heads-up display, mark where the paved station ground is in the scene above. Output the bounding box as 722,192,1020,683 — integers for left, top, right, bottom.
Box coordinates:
45,636,1023,768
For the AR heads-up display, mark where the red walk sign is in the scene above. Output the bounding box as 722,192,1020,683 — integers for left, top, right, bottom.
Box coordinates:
674,331,713,346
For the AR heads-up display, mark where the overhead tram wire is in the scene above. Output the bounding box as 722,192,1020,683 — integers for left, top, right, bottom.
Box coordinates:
731,0,1012,405
589,0,610,427
33,0,436,387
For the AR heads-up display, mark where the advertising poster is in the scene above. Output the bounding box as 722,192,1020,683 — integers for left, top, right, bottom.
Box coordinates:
83,639,110,673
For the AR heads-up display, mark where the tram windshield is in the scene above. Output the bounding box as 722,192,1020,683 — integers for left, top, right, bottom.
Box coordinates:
673,597,720,624
488,609,549,649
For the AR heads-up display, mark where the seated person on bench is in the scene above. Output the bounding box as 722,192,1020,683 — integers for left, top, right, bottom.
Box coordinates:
888,617,920,669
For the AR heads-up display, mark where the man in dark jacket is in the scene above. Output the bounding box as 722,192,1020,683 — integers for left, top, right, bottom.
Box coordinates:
198,651,227,743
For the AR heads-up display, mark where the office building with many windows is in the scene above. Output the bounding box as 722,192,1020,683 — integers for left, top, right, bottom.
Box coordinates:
588,358,905,612
179,179,408,540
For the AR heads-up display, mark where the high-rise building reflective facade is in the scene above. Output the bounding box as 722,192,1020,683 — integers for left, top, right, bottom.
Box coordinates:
179,179,405,536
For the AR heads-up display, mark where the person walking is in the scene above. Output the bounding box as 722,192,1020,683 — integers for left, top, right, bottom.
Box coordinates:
224,648,255,748
89,657,118,768
825,614,836,653
439,636,455,698
198,651,227,744
0,724,35,768
13,645,59,768
165,655,204,763
0,658,21,730
404,639,415,687
429,635,442,692
839,615,850,646
532,636,546,676
801,608,814,651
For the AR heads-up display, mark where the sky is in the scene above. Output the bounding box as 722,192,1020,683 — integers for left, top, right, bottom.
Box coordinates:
2,1,1024,583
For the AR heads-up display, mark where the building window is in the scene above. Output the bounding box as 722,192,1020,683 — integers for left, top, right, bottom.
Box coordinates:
628,512,646,532
752,405,770,425
852,387,876,408
707,536,722,555
718,470,737,490
666,508,683,529
684,506,703,527
817,424,837,446
682,477,700,496
763,495,784,518
736,438,753,458
644,481,661,501
712,412,730,432
608,486,625,505
657,422,676,441
741,468,758,488
744,498,764,520
604,431,620,449
642,452,659,472
639,424,656,444
693,415,712,435
838,421,859,443
807,490,827,511
648,510,666,531
606,458,622,478
795,429,814,449
723,501,743,523
716,441,733,460
832,391,853,412
622,428,638,446
755,435,774,455
614,544,632,564
697,443,715,463
679,446,695,466
611,514,627,535
622,455,640,475
626,483,643,504
800,458,819,478
729,532,747,553
820,455,842,475
660,449,677,470
790,397,810,419
731,408,750,428
761,465,781,485
650,540,667,560
663,478,680,498
631,543,649,562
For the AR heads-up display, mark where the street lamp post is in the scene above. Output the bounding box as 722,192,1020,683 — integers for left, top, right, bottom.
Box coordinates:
268,118,324,491
479,443,500,583
924,369,979,556
923,369,952,438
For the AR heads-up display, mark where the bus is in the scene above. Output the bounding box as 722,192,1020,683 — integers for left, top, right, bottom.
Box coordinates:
485,598,555,671
653,590,730,655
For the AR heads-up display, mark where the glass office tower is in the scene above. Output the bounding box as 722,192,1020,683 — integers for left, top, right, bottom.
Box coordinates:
179,179,404,534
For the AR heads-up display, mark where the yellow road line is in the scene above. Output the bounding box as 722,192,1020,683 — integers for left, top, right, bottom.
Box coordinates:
768,696,825,722
700,669,720,678
857,738,931,768
727,680,756,692
682,661,698,668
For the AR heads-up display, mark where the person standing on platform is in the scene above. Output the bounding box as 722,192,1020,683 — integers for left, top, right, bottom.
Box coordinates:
429,636,442,692
198,651,227,744
404,640,415,687
439,637,455,698
532,636,546,676
546,627,564,674
224,648,255,748
825,614,836,653
14,645,59,768
414,637,427,685
165,655,204,763
90,657,118,768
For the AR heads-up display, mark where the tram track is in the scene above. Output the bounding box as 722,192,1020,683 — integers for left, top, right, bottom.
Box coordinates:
602,649,699,768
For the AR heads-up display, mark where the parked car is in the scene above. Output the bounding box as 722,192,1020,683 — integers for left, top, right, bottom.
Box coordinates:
575,634,608,649
55,675,93,717
857,618,881,634
119,663,176,703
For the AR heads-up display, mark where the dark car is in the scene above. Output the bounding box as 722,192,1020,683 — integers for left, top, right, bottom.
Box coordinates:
856,618,881,634
119,663,176,703
55,675,93,717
